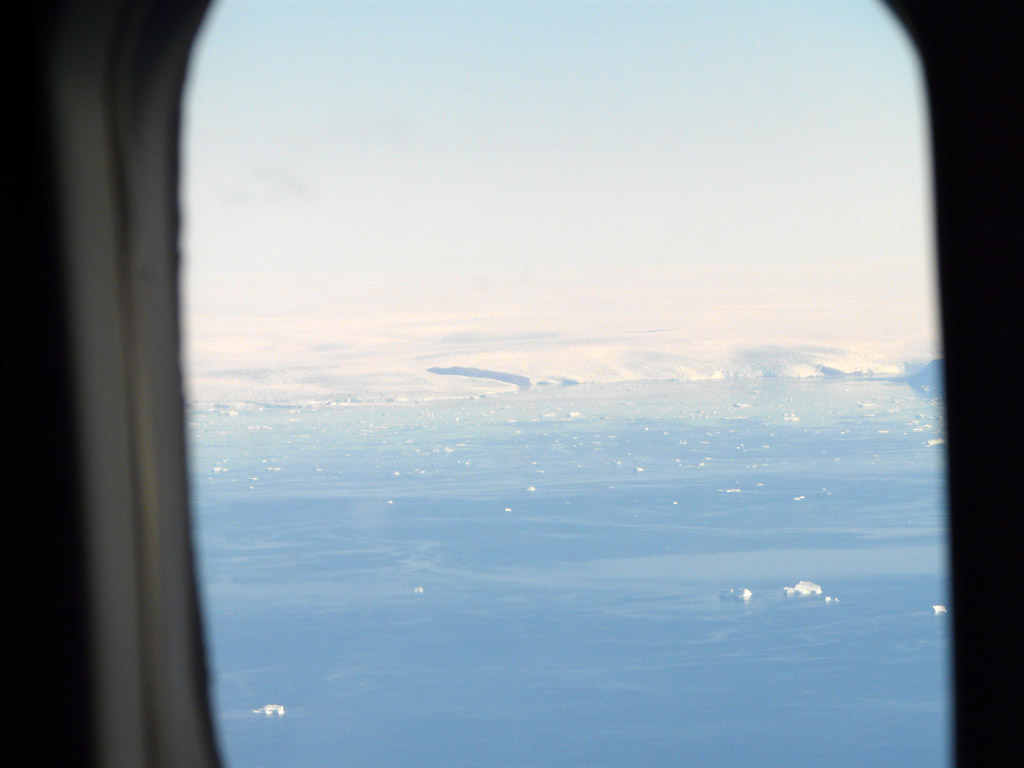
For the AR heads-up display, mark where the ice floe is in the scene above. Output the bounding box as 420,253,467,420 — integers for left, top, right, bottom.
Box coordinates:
253,704,285,716
720,587,753,601
784,580,823,596
932,605,947,614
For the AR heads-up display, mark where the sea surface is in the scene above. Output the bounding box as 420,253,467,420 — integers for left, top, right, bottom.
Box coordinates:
188,378,950,768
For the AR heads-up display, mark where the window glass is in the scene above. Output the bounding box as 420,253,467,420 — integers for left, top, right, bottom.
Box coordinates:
182,2,948,766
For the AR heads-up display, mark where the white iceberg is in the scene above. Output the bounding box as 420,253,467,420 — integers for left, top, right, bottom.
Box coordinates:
784,580,823,596
932,604,947,614
253,704,285,716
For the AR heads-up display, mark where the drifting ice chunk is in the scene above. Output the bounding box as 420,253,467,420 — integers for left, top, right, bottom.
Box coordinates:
719,587,753,601
933,605,947,614
825,595,839,603
253,704,285,716
784,580,823,596
413,586,424,594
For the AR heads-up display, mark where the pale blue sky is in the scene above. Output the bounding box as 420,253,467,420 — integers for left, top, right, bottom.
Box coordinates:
181,0,938,400
184,0,930,270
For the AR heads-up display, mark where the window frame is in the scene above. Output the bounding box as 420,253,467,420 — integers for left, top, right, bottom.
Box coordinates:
4,1,1019,765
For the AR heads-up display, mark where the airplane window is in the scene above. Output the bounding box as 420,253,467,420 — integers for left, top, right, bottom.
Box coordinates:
180,1,948,766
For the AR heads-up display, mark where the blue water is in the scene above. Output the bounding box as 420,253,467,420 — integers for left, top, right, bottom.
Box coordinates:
188,379,950,768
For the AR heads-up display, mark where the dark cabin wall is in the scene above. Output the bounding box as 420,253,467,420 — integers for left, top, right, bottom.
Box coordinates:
2,3,93,765
887,1,1023,762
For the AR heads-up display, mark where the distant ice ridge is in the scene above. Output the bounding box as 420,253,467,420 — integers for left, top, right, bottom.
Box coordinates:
184,333,924,406
784,581,823,596
253,704,285,716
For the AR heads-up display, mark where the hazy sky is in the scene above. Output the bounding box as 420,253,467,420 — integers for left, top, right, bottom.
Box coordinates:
180,0,938,401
